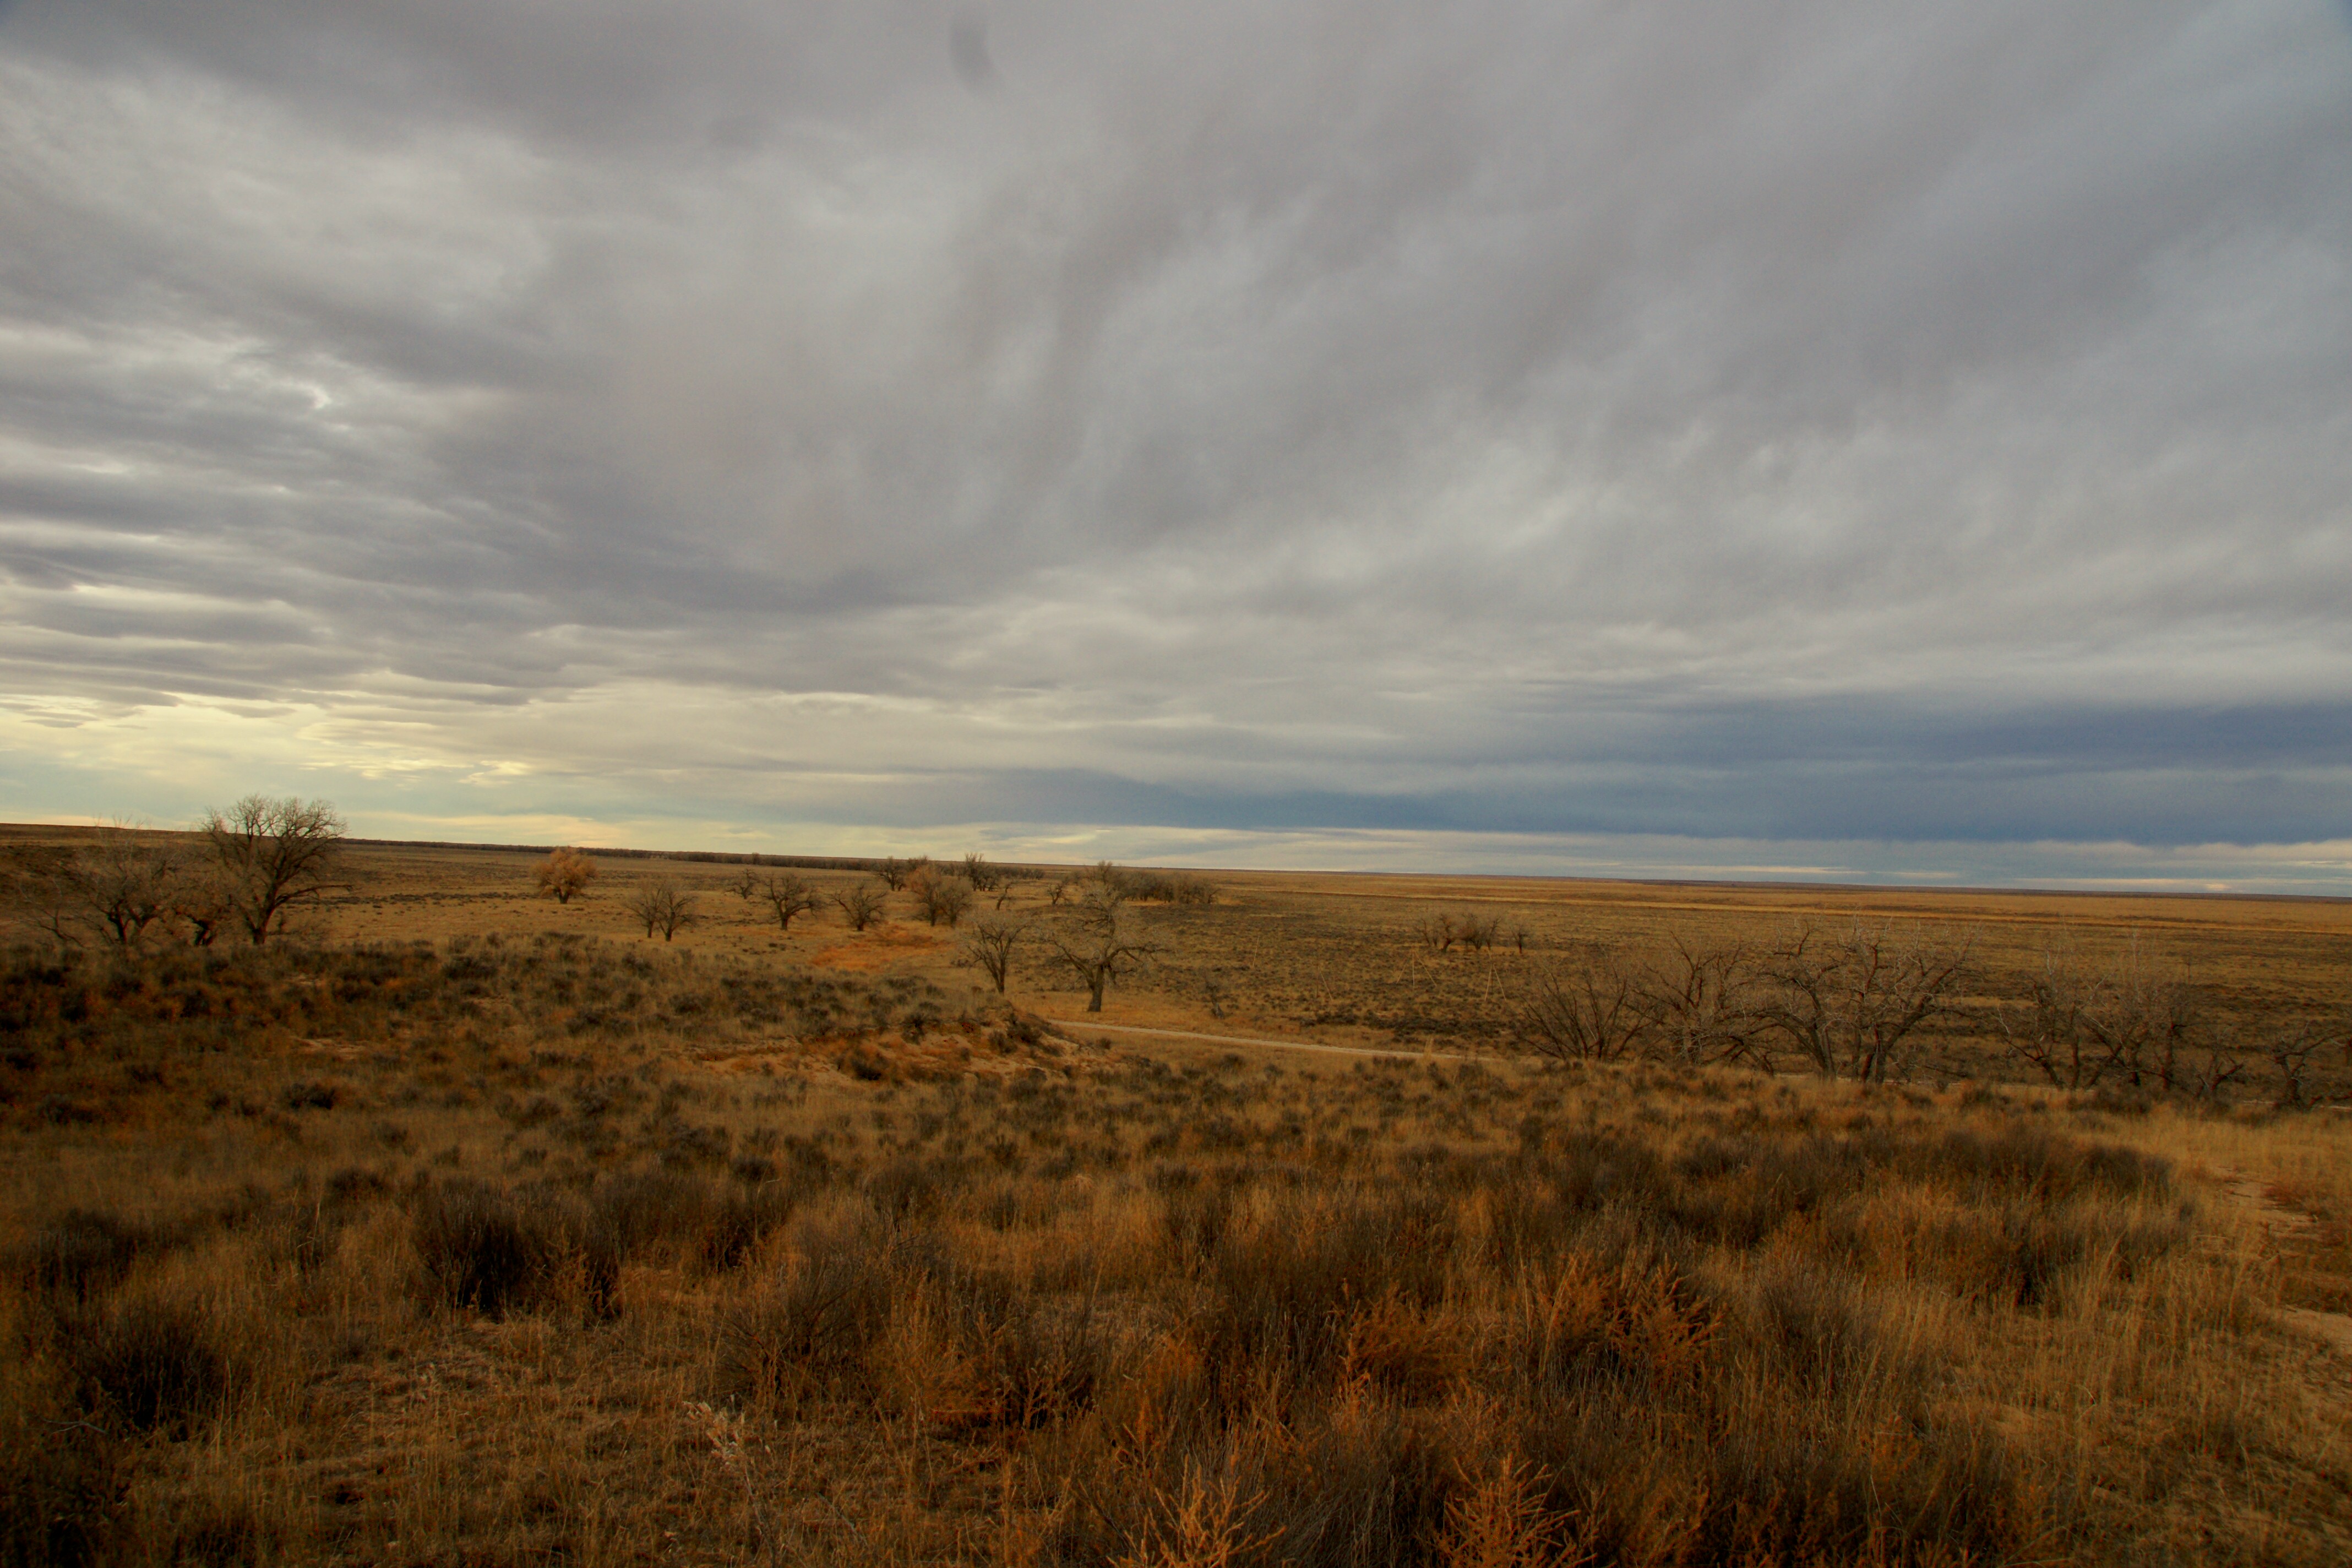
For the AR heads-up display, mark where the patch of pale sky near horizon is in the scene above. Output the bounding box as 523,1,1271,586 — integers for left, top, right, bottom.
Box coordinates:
2,2,2351,882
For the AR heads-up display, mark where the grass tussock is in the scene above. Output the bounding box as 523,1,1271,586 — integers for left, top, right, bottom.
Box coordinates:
0,936,2346,1564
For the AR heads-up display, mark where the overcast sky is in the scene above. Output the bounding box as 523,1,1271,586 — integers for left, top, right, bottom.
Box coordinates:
2,1,2349,890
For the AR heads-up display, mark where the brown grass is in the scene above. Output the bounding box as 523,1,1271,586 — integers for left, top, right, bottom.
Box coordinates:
3,829,2350,1563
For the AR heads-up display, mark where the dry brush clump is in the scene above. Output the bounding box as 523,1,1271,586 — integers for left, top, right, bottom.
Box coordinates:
1,928,2348,1565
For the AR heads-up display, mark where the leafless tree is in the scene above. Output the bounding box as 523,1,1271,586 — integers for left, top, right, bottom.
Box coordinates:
961,852,1001,893
623,880,697,941
834,880,886,931
1521,948,1650,1063
536,847,598,905
3,825,181,954
1756,923,1970,1082
72,825,181,952
2269,1010,2349,1109
1047,875,1075,907
912,871,976,928
1642,935,1765,1068
962,914,1027,993
2079,937,2197,1091
2190,1042,2248,1102
1995,944,2107,1089
728,867,760,901
756,872,824,931
202,796,347,946
1417,911,1501,953
1048,896,1158,1012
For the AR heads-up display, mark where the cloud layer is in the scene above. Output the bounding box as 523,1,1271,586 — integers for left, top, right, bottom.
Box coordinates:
3,2,2349,886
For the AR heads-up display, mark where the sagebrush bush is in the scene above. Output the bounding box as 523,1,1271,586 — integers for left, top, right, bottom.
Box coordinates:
71,1297,233,1437
409,1179,585,1317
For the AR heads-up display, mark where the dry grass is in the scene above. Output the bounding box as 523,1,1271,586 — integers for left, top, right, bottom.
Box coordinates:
3,829,2350,1563
11,826,2342,1093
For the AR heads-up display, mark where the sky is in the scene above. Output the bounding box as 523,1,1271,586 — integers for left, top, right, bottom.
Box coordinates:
2,1,2349,892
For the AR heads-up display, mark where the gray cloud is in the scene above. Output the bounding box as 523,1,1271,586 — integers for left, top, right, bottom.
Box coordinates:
1,2,2349,883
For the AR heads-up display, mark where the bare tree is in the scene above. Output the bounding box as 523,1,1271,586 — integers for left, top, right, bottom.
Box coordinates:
536,847,598,905
202,796,347,946
1995,945,2107,1090
834,880,886,931
174,867,235,948
876,856,929,892
1416,911,1501,953
74,826,181,952
1048,896,1157,1012
1521,948,1650,1063
1757,923,1970,1082
910,870,976,928
2269,1010,2349,1109
2079,937,2197,1091
1999,935,2205,1093
961,852,1001,893
728,867,760,902
3,826,180,955
623,880,696,941
1416,913,1458,953
756,872,824,931
1642,935,1765,1068
962,914,1027,993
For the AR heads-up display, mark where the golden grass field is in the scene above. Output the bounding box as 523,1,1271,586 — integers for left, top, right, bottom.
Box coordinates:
106,831,2352,1066
3,826,2349,1566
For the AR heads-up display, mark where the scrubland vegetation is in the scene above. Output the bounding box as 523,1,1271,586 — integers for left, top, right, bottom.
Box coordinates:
3,824,2349,1565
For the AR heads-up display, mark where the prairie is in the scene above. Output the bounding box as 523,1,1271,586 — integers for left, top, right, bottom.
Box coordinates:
2,826,2348,1565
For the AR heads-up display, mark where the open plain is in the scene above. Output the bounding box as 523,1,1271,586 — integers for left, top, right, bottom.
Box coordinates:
4,827,2350,1565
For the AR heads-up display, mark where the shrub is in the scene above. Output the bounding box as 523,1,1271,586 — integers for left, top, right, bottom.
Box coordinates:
409,1181,584,1317
719,1224,897,1407
73,1298,232,1436
18,1210,160,1303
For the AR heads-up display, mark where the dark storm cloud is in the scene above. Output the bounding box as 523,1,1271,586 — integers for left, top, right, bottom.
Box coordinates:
1,1,2348,879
